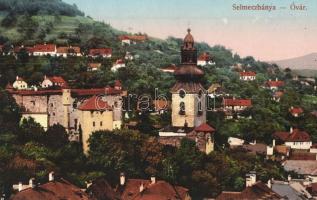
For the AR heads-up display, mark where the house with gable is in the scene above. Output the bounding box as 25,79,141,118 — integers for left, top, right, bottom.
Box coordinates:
273,128,312,150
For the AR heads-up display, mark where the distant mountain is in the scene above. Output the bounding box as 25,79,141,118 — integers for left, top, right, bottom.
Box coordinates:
271,53,317,70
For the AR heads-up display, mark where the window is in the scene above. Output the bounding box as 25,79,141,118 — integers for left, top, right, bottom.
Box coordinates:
93,121,95,127
197,101,203,116
198,90,202,98
179,102,185,115
100,121,103,126
179,90,186,98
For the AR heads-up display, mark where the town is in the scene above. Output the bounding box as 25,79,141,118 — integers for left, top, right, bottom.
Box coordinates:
0,0,317,200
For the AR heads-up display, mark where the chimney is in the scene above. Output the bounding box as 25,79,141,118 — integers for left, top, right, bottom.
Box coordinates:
16,76,19,81
120,173,125,186
276,78,278,81
290,127,293,133
18,182,23,192
49,171,54,181
29,178,35,188
150,176,156,184
267,179,272,189
246,171,256,187
273,139,276,147
139,183,144,193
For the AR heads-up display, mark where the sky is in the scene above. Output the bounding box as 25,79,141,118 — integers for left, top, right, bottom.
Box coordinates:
64,0,317,61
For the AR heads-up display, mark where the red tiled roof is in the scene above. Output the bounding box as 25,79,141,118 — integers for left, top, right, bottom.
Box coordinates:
223,99,252,107
119,35,147,42
120,179,189,200
8,87,122,96
11,179,89,200
56,46,81,54
289,107,304,115
48,76,67,85
115,59,124,64
78,96,112,111
195,123,215,132
114,80,122,87
89,48,112,56
198,52,210,61
33,44,56,52
274,129,311,142
240,71,256,76
72,87,121,96
311,182,317,196
267,80,284,87
273,91,284,98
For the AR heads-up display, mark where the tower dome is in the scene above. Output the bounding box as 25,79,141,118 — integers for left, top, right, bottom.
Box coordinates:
183,28,194,49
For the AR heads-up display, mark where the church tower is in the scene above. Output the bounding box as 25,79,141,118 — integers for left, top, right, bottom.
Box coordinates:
171,29,206,128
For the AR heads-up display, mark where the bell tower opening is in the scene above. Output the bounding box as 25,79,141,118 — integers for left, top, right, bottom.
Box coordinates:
171,29,206,128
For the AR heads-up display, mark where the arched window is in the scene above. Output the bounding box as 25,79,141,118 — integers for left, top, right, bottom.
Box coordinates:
179,102,185,115
197,101,203,116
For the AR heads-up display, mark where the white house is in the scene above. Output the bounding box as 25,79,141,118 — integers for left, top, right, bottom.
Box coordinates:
111,59,125,72
41,76,67,88
266,78,284,91
273,128,312,150
125,52,134,60
223,98,252,111
13,76,28,90
228,137,245,146
197,52,215,66
239,71,256,81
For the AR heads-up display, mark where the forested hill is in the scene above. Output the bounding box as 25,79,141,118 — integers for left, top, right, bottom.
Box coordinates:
0,0,84,16
0,0,282,94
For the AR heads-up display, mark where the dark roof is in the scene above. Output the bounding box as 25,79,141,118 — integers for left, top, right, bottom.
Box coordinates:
119,179,189,200
242,143,267,155
170,82,205,93
174,64,204,77
290,152,316,160
87,177,119,200
216,182,282,200
11,179,89,200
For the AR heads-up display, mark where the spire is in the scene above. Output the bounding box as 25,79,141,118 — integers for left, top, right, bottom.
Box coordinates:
183,28,194,49
180,29,197,65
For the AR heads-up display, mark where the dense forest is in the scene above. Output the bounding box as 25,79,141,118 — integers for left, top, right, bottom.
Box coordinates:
0,0,84,16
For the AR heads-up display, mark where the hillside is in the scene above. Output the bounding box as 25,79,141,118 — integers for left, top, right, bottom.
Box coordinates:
272,53,317,70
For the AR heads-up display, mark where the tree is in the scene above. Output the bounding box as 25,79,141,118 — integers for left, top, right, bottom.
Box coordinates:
45,124,68,149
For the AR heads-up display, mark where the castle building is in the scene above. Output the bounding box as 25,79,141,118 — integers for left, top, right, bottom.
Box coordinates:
6,82,124,154
159,29,215,154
